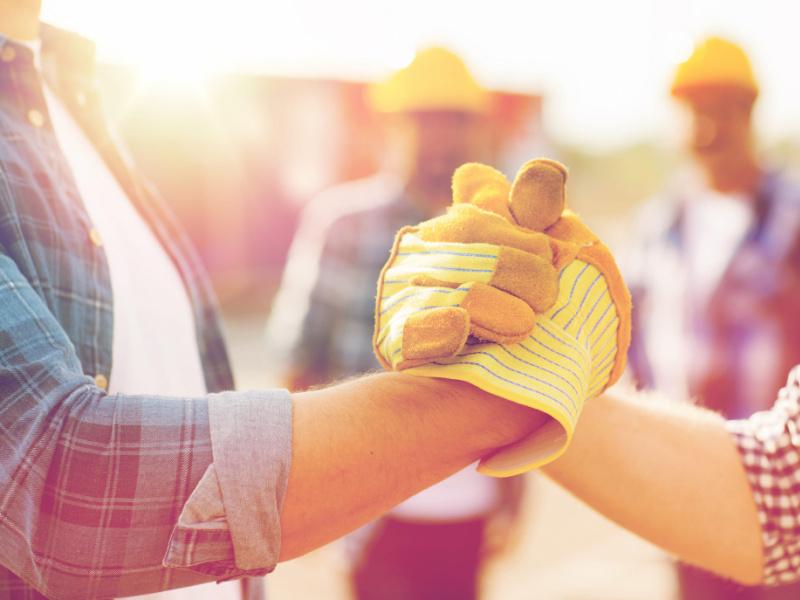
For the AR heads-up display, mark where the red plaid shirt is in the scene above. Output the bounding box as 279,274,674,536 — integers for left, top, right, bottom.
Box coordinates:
728,365,800,585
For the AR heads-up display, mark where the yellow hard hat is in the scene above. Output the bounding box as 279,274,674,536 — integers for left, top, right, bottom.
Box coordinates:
671,36,758,100
368,46,489,114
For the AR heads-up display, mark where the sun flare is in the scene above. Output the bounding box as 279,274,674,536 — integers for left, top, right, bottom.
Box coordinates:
41,0,800,147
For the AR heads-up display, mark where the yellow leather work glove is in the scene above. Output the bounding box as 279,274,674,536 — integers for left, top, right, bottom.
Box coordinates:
373,158,632,477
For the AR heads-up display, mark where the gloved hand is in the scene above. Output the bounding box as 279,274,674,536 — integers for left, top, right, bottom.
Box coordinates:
373,158,631,476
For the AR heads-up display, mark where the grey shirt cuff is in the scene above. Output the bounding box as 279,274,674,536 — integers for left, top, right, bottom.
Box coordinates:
206,389,293,571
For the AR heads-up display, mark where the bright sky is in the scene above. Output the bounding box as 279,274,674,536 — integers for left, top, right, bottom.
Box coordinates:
42,0,800,149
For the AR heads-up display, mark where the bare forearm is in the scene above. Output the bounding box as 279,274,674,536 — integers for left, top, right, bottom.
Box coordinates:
279,372,548,560
542,391,763,584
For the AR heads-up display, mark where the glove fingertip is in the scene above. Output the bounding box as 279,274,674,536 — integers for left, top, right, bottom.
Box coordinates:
452,162,510,205
402,307,470,362
509,158,567,231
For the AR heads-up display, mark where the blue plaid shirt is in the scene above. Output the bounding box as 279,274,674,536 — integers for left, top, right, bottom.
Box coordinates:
0,24,290,599
268,174,424,389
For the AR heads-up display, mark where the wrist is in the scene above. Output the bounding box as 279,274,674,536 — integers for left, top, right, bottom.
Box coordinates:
392,374,550,452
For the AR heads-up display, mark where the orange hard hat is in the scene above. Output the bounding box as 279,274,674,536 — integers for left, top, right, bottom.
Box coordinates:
368,46,489,114
671,36,758,100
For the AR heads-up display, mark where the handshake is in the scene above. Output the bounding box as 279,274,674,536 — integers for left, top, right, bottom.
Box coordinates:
373,158,632,477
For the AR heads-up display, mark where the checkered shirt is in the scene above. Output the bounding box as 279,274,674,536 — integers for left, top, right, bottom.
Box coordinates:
269,174,426,386
728,365,800,585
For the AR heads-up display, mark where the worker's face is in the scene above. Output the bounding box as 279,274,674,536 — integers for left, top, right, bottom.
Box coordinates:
390,110,492,210
681,89,754,191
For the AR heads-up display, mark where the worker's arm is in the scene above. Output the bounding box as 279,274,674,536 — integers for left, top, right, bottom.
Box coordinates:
280,372,549,560
0,243,546,598
542,390,764,585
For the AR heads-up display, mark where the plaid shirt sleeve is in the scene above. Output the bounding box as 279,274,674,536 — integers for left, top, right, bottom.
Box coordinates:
726,365,800,586
0,250,292,599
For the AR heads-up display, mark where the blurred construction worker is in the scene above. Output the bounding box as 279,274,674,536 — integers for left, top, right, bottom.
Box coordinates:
628,36,800,600
266,47,524,599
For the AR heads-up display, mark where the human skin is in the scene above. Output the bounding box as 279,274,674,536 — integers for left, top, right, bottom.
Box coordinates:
282,375,764,584
280,372,549,560
543,390,764,585
681,87,761,196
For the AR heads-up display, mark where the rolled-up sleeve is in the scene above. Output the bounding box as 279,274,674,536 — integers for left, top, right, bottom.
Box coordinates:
727,365,800,586
0,250,292,599
165,390,292,577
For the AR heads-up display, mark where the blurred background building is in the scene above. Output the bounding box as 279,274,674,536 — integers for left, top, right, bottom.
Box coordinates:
96,66,543,312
